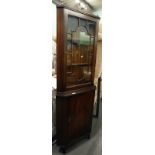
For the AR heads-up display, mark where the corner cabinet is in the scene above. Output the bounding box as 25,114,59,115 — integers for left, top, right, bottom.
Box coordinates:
56,6,100,153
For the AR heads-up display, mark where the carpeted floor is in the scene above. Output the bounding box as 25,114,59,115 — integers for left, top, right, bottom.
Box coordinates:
52,102,102,155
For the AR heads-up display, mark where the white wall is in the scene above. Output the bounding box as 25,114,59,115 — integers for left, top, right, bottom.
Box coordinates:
52,3,57,40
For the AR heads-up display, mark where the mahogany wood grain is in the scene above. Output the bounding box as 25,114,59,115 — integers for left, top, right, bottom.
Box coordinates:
56,6,100,152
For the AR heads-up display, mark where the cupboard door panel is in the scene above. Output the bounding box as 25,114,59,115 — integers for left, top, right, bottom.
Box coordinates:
68,91,95,140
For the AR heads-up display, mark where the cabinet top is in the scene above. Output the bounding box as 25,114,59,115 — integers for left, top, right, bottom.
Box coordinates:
57,5,100,20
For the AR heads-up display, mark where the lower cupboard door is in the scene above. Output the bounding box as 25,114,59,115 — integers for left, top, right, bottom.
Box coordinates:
67,91,95,141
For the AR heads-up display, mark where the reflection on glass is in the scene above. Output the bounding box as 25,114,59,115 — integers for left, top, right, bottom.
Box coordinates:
68,16,78,33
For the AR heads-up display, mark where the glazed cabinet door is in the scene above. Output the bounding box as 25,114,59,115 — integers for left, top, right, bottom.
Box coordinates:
67,90,95,141
66,15,96,88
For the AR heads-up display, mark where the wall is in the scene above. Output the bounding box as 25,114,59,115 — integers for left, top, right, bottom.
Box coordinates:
52,3,56,41
94,40,102,104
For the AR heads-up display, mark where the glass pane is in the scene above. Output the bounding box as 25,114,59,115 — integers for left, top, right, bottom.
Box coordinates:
90,37,94,53
87,21,96,36
67,66,91,86
66,53,72,65
67,34,72,52
80,18,87,27
72,30,90,64
68,16,79,33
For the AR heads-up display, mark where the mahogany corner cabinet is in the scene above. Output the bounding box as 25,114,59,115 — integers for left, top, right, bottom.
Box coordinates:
56,5,100,153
